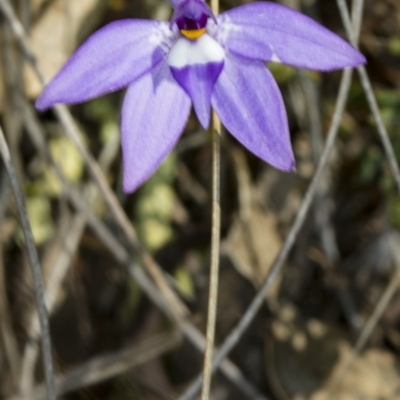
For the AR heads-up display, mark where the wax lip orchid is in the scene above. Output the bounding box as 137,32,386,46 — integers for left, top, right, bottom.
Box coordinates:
36,0,366,192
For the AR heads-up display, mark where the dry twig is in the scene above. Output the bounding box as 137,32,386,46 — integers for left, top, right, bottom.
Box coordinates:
337,0,400,194
18,95,120,394
0,123,56,400
8,332,181,400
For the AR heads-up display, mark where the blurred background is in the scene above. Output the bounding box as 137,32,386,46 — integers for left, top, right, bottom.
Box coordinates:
1,0,400,399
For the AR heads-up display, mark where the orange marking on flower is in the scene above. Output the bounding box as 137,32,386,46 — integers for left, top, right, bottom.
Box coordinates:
180,28,206,40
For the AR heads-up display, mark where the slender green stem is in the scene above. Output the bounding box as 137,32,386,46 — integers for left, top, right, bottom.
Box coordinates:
201,0,221,396
201,110,221,400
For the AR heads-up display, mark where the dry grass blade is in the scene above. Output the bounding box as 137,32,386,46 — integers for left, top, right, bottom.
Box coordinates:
0,124,56,400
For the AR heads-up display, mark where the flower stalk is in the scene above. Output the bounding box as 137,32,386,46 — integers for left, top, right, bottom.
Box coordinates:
201,2,222,397
201,110,221,400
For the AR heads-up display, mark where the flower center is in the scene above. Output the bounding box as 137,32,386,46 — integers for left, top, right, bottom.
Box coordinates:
170,0,215,41
176,14,208,41
180,27,206,40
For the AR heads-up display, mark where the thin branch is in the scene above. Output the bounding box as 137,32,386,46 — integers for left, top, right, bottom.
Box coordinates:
201,111,222,400
0,124,56,400
0,0,45,81
19,215,85,394
336,0,400,195
18,95,120,394
0,227,21,389
52,105,187,319
326,0,400,354
8,332,181,400
178,67,355,400
351,0,364,42
299,70,340,263
299,72,362,331
0,161,21,389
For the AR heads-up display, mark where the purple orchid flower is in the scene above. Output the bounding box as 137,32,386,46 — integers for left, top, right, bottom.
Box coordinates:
36,0,365,193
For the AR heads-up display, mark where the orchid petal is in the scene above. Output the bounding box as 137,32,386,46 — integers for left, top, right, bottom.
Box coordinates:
211,53,295,171
36,20,177,110
170,0,217,29
217,2,365,71
168,35,224,129
169,0,184,8
121,62,191,193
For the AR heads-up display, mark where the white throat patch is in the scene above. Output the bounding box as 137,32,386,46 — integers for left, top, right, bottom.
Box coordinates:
167,34,225,69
